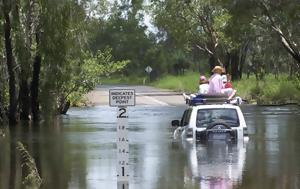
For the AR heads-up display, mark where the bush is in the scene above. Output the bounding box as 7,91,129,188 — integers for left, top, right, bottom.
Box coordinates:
258,80,300,104
153,73,300,105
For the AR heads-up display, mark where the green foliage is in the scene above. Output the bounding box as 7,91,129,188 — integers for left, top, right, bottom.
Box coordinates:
87,0,155,75
153,73,300,105
1,0,130,119
256,79,300,105
233,75,300,104
1,0,300,121
67,49,129,105
17,141,42,189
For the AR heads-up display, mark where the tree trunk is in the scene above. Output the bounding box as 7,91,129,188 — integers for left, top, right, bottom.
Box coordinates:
59,100,70,115
31,52,41,121
0,94,4,123
0,77,5,123
19,79,30,120
224,53,230,74
230,52,240,81
208,56,218,73
3,7,18,125
226,51,240,81
238,41,249,79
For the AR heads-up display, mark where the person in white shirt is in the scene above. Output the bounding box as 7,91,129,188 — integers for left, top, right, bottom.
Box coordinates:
198,75,209,94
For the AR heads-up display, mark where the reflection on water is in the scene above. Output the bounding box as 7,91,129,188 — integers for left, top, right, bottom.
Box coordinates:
0,105,300,189
182,141,246,189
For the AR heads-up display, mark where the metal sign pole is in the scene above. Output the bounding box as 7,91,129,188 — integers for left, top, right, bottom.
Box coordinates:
145,66,152,83
109,89,135,189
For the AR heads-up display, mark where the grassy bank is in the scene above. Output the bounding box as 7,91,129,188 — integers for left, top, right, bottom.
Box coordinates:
234,75,300,104
151,72,300,105
151,72,200,92
99,72,300,105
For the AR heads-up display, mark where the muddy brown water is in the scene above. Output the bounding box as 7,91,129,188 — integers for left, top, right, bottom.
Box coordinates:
0,105,300,189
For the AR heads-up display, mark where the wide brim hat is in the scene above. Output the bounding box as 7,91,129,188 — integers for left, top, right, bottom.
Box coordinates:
212,66,223,73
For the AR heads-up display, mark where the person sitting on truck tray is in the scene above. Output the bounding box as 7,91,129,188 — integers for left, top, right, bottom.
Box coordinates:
208,66,224,94
198,75,209,94
221,74,237,100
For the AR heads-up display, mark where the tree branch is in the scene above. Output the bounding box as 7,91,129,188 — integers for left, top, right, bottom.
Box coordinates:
259,0,300,62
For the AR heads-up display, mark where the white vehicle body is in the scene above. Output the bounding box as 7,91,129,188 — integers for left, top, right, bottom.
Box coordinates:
173,104,248,142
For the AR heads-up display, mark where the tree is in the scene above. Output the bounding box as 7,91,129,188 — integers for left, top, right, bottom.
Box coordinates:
88,0,154,75
0,0,129,124
1,0,19,124
258,0,300,77
152,0,239,75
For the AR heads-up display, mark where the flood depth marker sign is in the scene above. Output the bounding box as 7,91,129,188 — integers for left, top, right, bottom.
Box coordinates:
109,89,135,107
109,89,135,189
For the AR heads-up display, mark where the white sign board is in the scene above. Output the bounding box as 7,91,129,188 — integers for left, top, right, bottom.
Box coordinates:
117,108,129,183
110,88,135,188
109,89,135,107
145,66,152,73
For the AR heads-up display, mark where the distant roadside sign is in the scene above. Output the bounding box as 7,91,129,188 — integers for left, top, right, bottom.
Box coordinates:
145,66,152,73
109,89,135,107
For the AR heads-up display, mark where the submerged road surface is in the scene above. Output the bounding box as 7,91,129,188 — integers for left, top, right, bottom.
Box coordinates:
85,85,186,106
1,85,300,189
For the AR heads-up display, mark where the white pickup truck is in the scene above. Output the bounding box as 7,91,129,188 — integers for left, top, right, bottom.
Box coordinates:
172,103,248,142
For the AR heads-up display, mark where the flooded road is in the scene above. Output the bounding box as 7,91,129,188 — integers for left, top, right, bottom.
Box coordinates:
1,105,300,189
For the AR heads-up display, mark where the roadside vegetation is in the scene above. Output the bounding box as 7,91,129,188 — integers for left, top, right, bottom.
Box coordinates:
1,0,300,125
151,73,300,105
100,72,300,105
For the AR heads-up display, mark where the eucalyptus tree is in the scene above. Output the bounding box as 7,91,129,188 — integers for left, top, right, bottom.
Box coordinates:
0,44,6,124
1,0,19,124
151,0,299,80
0,10,5,123
231,0,300,79
38,0,128,117
0,0,129,124
87,0,155,75
256,0,300,77
152,0,235,74
13,0,39,120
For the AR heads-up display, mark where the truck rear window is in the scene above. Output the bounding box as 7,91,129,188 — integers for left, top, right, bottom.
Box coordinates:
196,108,239,128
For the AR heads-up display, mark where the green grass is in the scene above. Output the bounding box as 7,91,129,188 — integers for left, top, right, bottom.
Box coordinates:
100,72,300,104
151,72,201,93
233,75,300,104
153,73,300,104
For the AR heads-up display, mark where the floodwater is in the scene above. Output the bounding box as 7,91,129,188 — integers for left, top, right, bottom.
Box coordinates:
1,105,300,189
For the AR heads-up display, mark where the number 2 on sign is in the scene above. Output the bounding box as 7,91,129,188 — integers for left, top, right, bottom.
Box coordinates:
118,108,128,118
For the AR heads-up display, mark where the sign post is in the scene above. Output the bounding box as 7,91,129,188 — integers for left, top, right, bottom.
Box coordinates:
145,66,152,83
109,89,135,189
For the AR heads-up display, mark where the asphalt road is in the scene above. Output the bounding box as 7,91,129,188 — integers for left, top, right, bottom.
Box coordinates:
85,84,186,106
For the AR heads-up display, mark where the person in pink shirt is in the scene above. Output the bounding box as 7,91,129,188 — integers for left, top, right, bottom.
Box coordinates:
208,66,224,94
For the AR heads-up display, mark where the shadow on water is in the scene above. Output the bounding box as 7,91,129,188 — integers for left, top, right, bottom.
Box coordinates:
0,105,300,189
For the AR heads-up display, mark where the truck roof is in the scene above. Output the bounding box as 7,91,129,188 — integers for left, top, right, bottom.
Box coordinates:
190,104,240,110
